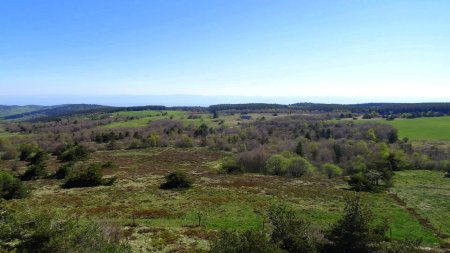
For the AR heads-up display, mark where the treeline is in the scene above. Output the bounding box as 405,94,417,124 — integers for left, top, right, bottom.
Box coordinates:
208,102,450,116
291,102,450,116
208,103,289,112
4,102,450,122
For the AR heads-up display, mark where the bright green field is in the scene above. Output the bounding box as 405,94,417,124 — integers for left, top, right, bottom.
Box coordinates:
391,170,450,243
356,116,450,141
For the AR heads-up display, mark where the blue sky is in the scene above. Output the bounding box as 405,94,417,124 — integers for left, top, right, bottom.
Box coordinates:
1,0,450,105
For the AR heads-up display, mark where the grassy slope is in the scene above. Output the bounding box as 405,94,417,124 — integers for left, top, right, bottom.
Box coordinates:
391,170,450,243
1,148,441,252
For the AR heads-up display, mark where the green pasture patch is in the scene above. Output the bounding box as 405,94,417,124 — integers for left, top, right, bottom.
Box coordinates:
354,116,450,141
391,170,450,242
364,193,440,245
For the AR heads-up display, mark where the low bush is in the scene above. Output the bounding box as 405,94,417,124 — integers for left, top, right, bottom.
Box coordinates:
269,205,321,253
348,167,393,192
265,154,287,176
18,142,40,161
175,135,194,148
210,230,283,253
54,162,74,179
238,150,269,173
62,163,114,188
286,156,315,177
57,144,90,162
101,161,118,169
0,146,18,160
0,170,29,200
20,163,48,181
221,157,243,174
160,171,192,189
322,163,343,179
28,151,49,165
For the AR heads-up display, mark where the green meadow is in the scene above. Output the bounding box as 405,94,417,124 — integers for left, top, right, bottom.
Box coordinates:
391,170,450,243
355,116,450,141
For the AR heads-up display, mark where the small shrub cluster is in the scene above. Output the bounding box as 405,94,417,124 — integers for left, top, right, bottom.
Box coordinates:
221,157,243,174
18,142,41,161
20,150,49,181
54,162,74,179
62,163,115,189
160,171,192,189
0,170,29,200
265,152,316,177
0,139,18,160
175,135,194,148
210,230,283,253
57,144,90,162
321,163,343,179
